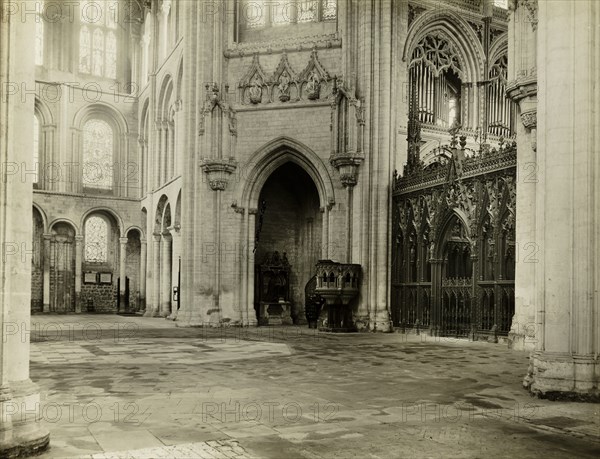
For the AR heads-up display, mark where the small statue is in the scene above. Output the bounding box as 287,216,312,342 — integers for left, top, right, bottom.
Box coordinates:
278,72,291,102
306,71,321,100
248,78,262,104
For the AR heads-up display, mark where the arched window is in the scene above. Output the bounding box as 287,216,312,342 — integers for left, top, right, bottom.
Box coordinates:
409,33,463,128
85,216,108,262
33,115,40,186
83,119,114,191
79,0,118,78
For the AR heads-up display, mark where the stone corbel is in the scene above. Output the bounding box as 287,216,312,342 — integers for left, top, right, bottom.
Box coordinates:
330,154,364,188
231,201,245,214
200,158,237,191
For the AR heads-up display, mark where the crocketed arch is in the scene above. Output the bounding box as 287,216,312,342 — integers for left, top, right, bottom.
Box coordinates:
403,9,486,83
238,136,335,210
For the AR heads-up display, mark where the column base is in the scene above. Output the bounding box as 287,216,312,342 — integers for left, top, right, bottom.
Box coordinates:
0,380,50,459
143,307,160,318
524,351,600,401
508,331,537,351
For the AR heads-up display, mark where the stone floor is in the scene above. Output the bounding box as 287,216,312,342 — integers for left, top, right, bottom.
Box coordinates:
27,314,599,459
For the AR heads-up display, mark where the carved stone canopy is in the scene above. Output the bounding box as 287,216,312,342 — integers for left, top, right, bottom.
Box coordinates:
200,158,238,191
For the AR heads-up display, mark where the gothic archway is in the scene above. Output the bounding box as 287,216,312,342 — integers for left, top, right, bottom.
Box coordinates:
253,162,322,325
236,138,335,326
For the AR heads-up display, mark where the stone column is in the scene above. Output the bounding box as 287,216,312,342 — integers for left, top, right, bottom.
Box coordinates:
524,0,599,398
146,233,162,317
42,234,52,313
139,238,147,313
320,206,329,259
168,226,181,320
247,209,258,326
118,237,128,313
140,33,150,86
357,0,393,332
506,0,538,351
160,232,172,317
0,5,50,455
158,0,171,63
74,235,83,313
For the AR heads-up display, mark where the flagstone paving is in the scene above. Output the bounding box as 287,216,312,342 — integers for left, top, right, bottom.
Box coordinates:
28,315,599,459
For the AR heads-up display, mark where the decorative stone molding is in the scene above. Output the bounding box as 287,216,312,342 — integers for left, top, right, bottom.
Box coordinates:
520,109,537,130
238,49,334,105
224,33,341,58
200,158,238,191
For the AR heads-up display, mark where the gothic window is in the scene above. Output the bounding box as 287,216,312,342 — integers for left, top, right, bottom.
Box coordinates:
82,119,114,191
85,216,109,263
33,115,40,186
79,0,118,78
240,0,336,29
409,34,463,128
35,12,44,66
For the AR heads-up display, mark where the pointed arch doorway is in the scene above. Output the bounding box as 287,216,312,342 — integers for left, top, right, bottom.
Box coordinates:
254,162,322,325
434,213,474,337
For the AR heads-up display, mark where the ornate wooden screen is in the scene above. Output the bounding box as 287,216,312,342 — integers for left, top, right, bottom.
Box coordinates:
392,136,516,339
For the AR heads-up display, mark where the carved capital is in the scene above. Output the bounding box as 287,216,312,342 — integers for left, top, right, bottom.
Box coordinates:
520,109,537,130
200,158,238,191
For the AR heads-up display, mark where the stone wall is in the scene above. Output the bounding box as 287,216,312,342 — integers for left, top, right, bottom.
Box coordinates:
80,282,117,313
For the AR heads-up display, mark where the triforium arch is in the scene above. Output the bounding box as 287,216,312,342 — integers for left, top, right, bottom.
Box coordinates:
236,137,336,327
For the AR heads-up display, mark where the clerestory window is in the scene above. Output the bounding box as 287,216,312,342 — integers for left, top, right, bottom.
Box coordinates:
79,0,118,78
240,0,336,29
